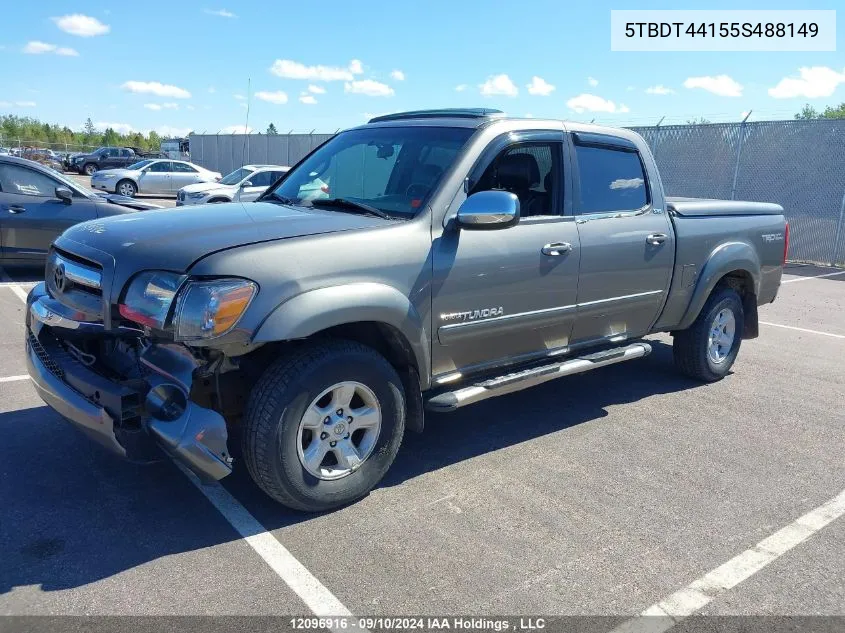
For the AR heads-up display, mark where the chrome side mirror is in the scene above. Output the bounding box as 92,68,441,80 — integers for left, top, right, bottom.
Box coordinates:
241,180,253,188
456,190,520,230
55,186,73,204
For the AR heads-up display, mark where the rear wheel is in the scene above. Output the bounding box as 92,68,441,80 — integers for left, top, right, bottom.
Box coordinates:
673,287,744,382
83,163,97,176
116,179,136,197
242,340,406,512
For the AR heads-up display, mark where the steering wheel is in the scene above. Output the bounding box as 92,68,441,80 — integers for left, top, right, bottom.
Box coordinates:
405,183,431,199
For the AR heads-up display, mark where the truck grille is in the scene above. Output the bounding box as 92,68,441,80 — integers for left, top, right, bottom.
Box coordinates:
45,248,105,321
28,331,65,379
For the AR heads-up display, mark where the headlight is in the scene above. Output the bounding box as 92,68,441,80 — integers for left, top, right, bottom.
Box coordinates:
99,174,116,179
173,279,257,341
118,271,187,330
187,192,207,199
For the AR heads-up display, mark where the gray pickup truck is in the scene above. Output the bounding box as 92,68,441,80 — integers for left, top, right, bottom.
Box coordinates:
25,109,787,512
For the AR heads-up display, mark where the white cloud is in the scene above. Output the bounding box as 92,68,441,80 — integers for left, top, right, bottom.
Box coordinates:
588,77,599,87
52,14,110,37
300,94,318,105
255,90,289,104
455,84,467,92
646,84,675,95
307,84,326,94
270,59,362,81
144,102,179,111
22,41,78,56
479,74,518,97
344,79,394,97
204,8,236,18
95,121,135,134
390,70,405,81
683,74,743,97
526,76,555,96
220,124,253,134
122,80,191,99
768,66,845,99
566,93,628,114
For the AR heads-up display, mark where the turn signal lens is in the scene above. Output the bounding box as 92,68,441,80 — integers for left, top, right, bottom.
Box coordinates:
174,279,257,341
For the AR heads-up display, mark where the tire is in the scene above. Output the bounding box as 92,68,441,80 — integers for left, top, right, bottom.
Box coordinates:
242,339,406,512
673,287,744,382
83,163,97,176
116,179,136,197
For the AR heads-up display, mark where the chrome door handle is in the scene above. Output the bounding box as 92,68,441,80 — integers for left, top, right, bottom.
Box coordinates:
646,233,667,245
7,206,26,214
541,242,572,256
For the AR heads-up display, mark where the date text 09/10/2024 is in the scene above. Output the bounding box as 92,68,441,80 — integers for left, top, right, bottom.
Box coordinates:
289,617,547,630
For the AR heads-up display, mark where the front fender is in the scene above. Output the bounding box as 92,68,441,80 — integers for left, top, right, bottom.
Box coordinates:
252,282,430,382
676,241,761,330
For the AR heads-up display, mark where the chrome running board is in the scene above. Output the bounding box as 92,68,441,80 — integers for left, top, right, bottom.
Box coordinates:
425,342,652,412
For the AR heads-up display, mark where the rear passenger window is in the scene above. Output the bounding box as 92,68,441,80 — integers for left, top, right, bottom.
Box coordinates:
574,145,648,213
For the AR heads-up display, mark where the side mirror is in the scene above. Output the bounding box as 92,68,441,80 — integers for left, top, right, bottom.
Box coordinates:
241,180,253,188
55,186,73,204
456,190,520,230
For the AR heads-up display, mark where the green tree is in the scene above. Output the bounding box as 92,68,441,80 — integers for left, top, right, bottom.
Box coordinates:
266,123,278,135
686,117,711,125
794,104,820,120
794,102,845,120
102,127,120,147
821,103,845,119
147,130,161,152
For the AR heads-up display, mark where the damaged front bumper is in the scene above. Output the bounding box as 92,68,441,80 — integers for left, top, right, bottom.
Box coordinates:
25,282,232,481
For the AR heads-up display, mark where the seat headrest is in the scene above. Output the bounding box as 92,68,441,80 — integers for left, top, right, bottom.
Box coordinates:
497,153,540,192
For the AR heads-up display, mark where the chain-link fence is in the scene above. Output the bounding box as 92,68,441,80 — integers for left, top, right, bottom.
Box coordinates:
188,133,335,178
630,119,845,266
0,138,102,154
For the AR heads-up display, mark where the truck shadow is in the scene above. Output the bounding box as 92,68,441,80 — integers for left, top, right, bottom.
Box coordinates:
0,339,707,595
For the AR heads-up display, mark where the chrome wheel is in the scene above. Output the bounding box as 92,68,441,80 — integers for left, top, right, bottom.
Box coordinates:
296,381,382,481
84,164,97,176
707,308,736,364
118,182,135,197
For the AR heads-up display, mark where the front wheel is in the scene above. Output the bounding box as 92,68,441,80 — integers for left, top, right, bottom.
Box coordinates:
673,287,744,382
83,163,97,176
242,340,406,512
116,179,137,197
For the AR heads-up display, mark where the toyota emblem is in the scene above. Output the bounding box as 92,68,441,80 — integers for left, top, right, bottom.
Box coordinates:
53,263,66,292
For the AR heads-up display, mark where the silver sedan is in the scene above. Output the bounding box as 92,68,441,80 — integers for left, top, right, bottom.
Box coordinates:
90,159,222,197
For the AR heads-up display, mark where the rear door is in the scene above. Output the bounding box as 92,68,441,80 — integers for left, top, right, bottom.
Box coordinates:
0,162,99,263
568,132,674,344
138,161,172,194
170,162,203,191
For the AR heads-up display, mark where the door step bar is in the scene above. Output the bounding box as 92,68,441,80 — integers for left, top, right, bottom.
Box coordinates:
425,342,652,412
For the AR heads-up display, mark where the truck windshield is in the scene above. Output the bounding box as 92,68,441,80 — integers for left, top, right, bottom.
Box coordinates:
266,126,474,217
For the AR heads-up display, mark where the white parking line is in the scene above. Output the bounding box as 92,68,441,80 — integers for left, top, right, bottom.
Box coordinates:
3,275,359,627
609,488,845,633
0,375,30,383
760,321,845,340
782,270,845,283
0,269,29,303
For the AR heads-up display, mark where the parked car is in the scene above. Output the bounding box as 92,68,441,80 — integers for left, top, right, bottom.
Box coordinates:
176,164,289,206
25,109,787,512
70,146,162,176
91,159,222,197
19,148,64,172
0,147,10,156
0,155,160,265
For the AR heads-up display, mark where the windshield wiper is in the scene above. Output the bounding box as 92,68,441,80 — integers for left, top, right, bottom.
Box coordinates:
309,198,391,220
263,192,300,205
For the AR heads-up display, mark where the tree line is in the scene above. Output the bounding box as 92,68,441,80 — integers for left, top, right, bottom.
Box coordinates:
794,103,845,120
0,115,171,152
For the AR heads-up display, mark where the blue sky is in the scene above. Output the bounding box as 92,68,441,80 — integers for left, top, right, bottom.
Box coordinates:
1,0,843,137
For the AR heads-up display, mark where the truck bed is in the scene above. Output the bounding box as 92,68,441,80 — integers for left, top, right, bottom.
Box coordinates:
667,197,783,217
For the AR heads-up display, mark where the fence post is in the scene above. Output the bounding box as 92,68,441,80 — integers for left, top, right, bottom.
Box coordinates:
730,111,752,201
832,189,845,267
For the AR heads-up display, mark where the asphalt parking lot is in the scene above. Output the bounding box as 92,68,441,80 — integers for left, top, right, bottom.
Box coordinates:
0,263,843,621
66,173,176,208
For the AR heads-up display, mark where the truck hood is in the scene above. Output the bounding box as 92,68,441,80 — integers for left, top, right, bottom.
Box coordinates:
57,201,389,272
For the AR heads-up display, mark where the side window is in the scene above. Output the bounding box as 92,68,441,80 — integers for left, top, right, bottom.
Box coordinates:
120,148,132,158
0,164,60,197
249,171,275,187
147,161,172,173
470,142,560,217
171,162,197,173
574,144,648,214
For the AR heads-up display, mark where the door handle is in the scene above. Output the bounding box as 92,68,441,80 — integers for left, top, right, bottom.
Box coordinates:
541,242,572,256
646,233,667,245
6,206,26,214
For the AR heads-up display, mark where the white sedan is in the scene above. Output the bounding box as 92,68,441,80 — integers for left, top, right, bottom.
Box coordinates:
90,159,222,197
176,164,289,206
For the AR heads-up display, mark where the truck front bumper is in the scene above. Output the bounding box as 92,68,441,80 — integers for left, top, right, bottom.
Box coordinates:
25,283,232,482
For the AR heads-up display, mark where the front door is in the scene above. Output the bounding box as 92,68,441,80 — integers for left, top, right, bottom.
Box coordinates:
431,135,581,379
568,133,674,344
138,161,172,194
170,162,202,191
0,163,99,263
